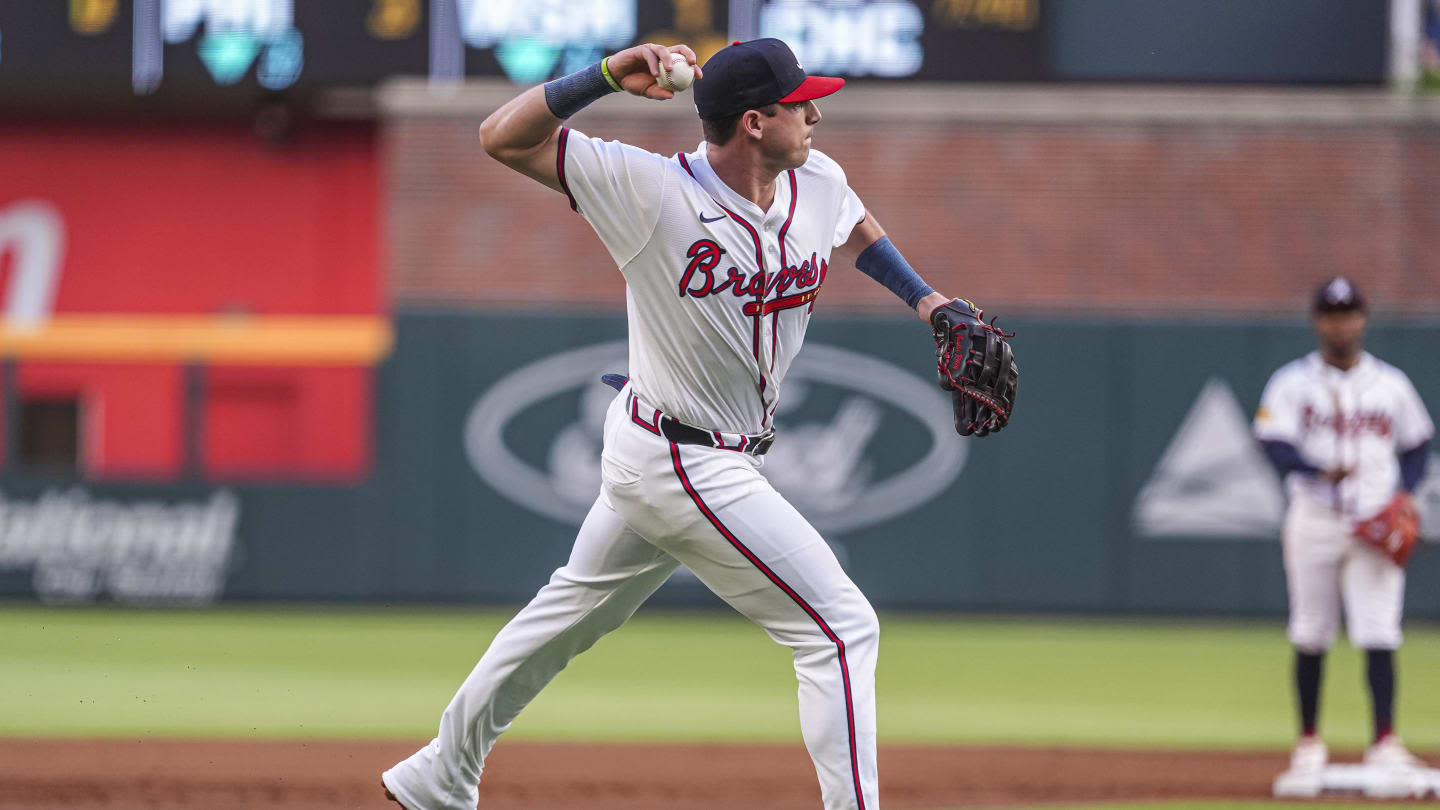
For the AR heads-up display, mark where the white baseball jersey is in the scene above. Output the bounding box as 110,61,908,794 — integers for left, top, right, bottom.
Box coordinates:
555,128,865,434
1255,351,1434,521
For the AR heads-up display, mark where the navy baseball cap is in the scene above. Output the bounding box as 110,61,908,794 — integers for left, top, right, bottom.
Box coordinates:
1313,276,1366,313
693,39,845,121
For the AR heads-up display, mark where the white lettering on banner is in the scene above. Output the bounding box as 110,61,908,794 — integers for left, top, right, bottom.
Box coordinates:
163,0,293,42
0,199,65,330
1134,377,1440,540
760,0,924,77
464,341,966,536
458,0,636,47
0,489,240,603
160,0,302,88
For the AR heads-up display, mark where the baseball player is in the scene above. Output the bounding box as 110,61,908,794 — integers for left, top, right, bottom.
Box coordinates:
1256,277,1433,798
381,39,1015,810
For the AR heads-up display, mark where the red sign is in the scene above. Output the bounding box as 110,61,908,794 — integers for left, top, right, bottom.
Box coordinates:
0,123,386,480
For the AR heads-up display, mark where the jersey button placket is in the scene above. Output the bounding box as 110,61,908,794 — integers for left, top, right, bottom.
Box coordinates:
760,237,781,378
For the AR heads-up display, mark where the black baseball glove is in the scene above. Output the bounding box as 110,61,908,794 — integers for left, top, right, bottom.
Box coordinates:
931,298,1018,437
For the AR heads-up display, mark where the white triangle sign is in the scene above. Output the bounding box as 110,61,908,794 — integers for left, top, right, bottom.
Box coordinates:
1414,460,1440,541
1133,377,1286,538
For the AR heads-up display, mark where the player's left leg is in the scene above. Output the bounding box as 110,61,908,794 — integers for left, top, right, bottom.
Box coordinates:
1340,547,1405,742
697,490,879,810
1341,547,1428,797
629,451,880,810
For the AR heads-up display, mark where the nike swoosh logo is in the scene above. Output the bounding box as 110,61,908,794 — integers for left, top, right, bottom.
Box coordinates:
699,213,726,223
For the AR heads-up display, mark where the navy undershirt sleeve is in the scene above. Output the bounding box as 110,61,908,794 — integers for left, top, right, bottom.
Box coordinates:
1399,440,1430,493
854,236,934,309
1260,439,1321,476
543,62,616,120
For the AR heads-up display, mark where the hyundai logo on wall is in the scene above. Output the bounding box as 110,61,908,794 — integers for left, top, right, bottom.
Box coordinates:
464,341,966,534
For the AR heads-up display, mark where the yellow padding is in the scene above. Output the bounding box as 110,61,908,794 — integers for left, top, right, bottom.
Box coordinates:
0,314,393,365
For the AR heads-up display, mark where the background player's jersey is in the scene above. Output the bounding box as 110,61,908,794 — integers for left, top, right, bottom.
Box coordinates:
1255,351,1434,521
557,129,865,434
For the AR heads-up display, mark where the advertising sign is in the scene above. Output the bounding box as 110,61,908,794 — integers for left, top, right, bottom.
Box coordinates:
0,486,239,603
755,0,1046,81
0,313,1434,616
463,340,967,537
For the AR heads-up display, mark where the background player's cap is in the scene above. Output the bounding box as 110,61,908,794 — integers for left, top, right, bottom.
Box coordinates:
694,39,845,121
1313,276,1367,313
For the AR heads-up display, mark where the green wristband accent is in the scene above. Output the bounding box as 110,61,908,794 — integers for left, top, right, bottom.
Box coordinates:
600,57,624,92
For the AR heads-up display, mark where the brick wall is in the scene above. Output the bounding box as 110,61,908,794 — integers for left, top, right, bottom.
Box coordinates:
384,84,1440,315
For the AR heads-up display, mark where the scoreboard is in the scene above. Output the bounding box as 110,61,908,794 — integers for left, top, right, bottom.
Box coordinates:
0,0,1048,113
0,0,1384,116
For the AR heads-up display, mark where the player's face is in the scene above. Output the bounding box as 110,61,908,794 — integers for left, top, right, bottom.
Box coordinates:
760,100,822,169
1312,310,1366,356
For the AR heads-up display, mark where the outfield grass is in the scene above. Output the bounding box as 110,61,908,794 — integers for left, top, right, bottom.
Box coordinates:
2,605,1437,750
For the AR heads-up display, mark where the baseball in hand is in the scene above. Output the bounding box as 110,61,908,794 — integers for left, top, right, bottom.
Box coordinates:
657,52,695,92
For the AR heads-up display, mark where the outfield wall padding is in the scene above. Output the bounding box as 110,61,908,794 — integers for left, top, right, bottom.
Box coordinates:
1,311,1436,617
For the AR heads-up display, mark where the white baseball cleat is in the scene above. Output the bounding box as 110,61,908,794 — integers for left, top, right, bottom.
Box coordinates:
1273,737,1328,798
1366,735,1425,769
1362,735,1431,799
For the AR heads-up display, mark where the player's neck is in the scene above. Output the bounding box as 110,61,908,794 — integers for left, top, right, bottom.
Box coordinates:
1321,349,1361,371
706,145,780,211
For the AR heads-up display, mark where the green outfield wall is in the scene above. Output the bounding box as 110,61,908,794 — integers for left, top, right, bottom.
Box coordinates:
1,311,1436,616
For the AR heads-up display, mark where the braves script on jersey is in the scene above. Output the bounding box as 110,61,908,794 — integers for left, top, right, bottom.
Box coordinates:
1255,351,1433,521
556,128,865,432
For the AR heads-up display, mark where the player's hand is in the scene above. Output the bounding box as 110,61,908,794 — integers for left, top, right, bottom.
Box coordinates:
1320,467,1352,485
606,44,702,100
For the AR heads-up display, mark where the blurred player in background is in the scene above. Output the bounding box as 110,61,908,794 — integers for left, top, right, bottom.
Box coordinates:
1255,277,1434,798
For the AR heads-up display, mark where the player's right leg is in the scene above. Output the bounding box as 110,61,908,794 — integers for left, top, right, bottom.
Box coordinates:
1281,502,1346,718
382,494,680,810
1273,501,1344,798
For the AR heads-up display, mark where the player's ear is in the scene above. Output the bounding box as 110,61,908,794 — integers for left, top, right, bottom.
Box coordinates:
740,109,765,141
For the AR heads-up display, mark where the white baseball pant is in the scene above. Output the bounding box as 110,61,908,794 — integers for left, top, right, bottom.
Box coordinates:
383,386,880,810
1284,496,1405,652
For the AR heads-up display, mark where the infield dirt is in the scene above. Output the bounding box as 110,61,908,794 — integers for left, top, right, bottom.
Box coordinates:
0,739,1306,809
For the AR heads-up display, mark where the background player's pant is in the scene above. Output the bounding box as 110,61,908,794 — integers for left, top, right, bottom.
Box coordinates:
1283,496,1405,652
384,388,881,810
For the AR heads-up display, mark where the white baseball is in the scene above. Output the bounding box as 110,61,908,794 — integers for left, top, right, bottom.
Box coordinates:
657,52,695,92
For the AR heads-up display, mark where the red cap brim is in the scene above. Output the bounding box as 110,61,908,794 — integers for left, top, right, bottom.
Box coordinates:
777,75,845,104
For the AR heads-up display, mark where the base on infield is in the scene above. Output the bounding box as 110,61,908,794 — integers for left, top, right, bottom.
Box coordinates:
1317,763,1440,800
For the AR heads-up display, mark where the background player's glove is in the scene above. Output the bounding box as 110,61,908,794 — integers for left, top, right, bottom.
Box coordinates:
931,298,1018,437
1353,492,1420,567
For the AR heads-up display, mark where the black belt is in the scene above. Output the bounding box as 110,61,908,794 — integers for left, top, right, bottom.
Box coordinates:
602,374,775,457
